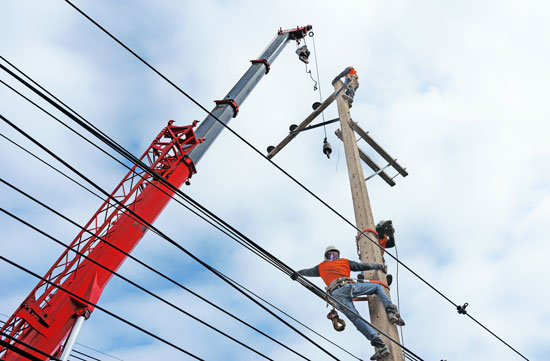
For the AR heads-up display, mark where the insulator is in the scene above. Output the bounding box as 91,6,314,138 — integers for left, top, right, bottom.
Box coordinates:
322,137,332,159
312,102,322,110
267,145,275,153
289,124,298,132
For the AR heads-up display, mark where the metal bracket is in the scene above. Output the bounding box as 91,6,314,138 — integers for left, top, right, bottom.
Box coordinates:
289,118,339,135
214,99,239,118
250,59,270,74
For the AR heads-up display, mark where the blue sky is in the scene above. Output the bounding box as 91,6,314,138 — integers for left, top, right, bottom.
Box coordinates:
1,1,550,360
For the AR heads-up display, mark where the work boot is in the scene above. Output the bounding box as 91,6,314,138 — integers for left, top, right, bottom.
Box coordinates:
370,345,390,360
385,304,405,326
386,274,393,286
370,336,390,360
342,94,353,107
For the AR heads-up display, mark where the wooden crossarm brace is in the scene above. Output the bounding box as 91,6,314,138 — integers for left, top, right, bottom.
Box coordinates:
267,90,338,159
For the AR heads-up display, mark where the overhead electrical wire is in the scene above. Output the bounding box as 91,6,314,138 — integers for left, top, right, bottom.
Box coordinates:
0,114,343,361
0,330,61,361
0,255,204,361
0,57,422,358
0,176,322,361
0,71,361,360
55,4,532,359
0,208,274,361
75,342,125,361
0,107,421,359
0,105,417,358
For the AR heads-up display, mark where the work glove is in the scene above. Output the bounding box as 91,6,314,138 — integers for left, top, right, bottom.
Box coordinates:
290,271,299,281
380,264,387,274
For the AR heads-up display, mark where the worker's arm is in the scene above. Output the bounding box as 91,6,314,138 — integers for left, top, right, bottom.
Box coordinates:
331,67,351,85
291,265,320,281
348,260,386,273
297,265,320,277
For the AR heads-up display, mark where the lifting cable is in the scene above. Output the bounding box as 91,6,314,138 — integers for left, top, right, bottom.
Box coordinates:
0,207,274,361
310,32,328,138
0,256,206,361
0,177,322,361
0,115,342,361
53,5,531,358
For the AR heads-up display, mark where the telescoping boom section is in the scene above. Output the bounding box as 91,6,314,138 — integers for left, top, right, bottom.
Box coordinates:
1,25,312,361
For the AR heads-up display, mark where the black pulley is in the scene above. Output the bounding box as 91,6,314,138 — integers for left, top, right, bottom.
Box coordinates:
312,102,322,110
289,124,298,132
322,137,332,159
267,145,275,153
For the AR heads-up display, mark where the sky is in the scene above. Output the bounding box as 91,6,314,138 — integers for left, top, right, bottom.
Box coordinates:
1,1,550,360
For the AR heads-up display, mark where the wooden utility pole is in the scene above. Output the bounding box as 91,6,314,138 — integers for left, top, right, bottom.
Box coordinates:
333,80,404,361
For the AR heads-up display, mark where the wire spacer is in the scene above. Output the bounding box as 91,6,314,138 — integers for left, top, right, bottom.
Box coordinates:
214,99,239,118
457,302,468,315
250,59,270,74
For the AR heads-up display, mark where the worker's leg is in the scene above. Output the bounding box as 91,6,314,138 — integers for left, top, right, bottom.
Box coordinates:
332,285,378,341
351,283,393,308
352,283,406,327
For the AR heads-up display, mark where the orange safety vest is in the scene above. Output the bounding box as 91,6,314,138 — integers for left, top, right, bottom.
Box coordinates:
379,237,388,256
318,258,351,286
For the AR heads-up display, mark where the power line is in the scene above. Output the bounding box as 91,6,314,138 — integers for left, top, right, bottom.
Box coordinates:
0,65,286,275
0,207,276,361
0,255,204,360
0,81,360,359
0,61,422,359
0,114,342,360
56,5,532,359
75,343,124,361
0,330,61,361
0,177,317,361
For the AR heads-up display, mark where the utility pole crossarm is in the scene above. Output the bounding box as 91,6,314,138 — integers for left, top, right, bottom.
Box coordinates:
266,91,338,159
335,129,396,187
348,121,408,177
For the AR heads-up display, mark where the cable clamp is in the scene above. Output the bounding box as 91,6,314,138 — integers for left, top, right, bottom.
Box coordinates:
214,99,239,118
250,59,270,74
457,302,468,315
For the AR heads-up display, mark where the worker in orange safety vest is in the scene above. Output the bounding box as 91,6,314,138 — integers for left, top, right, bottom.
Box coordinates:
332,66,359,107
292,245,405,360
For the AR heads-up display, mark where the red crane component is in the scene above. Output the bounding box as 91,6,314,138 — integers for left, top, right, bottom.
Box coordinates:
0,120,202,360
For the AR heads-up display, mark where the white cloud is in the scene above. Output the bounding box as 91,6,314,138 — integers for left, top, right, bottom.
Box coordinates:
2,0,549,360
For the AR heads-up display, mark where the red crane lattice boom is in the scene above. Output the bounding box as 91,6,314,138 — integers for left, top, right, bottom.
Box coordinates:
1,121,201,360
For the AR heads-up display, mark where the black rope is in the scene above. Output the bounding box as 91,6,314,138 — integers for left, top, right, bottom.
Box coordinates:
0,255,205,360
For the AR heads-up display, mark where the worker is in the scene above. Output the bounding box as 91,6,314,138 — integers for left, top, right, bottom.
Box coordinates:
332,66,359,107
376,219,396,286
292,245,405,360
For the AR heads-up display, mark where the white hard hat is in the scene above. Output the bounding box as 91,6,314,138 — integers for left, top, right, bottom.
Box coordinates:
324,245,340,254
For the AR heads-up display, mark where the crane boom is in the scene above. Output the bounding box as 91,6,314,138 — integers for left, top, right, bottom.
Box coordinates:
1,25,312,360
